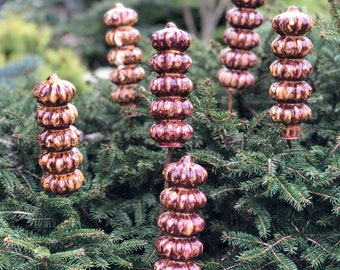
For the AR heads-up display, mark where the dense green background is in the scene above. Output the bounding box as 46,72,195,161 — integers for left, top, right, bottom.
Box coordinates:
0,1,339,269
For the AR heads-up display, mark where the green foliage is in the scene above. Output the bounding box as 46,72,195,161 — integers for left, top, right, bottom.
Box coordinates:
0,13,88,95
0,1,340,270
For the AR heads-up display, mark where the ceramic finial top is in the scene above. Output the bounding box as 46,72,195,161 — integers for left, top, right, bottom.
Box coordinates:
103,2,138,27
151,22,192,52
272,6,314,36
33,73,76,106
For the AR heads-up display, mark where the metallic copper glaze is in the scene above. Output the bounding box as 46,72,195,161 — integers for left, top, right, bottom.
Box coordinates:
217,68,254,90
163,156,208,188
109,65,145,85
104,3,145,116
37,125,80,151
33,73,76,106
269,81,312,103
151,22,192,52
227,8,263,29
220,49,257,70
232,0,265,9
35,103,78,129
103,3,138,27
271,36,313,58
224,28,260,50
272,6,314,36
107,46,142,66
270,59,313,81
150,98,193,120
149,120,193,148
150,52,192,74
41,169,85,195
34,74,85,195
268,7,314,140
154,259,200,270
158,211,205,237
150,74,193,97
160,187,207,212
150,23,208,268
39,148,83,174
217,0,263,93
149,24,194,147
156,235,203,261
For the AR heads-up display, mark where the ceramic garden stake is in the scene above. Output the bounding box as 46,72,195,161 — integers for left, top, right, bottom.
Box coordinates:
104,3,145,117
155,156,208,270
149,22,194,148
217,0,264,111
149,23,209,270
269,6,314,140
34,73,85,195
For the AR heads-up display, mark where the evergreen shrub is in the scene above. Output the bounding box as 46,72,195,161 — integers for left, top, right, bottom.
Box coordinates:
0,2,339,270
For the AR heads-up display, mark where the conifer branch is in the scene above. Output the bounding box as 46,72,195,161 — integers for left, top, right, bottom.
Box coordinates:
76,205,101,229
326,137,340,161
305,237,330,253
329,0,340,33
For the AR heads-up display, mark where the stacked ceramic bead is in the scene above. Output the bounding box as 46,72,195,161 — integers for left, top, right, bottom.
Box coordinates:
33,73,85,195
155,155,208,270
269,6,314,140
149,22,194,148
149,23,208,269
217,0,264,92
104,3,145,117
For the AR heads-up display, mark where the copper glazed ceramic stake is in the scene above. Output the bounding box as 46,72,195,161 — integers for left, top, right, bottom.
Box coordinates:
269,6,314,140
155,156,208,270
33,73,85,195
149,22,194,148
104,3,145,117
217,0,264,112
149,23,208,269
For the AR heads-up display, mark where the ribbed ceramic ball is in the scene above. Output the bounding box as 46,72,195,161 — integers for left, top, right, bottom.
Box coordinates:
150,98,193,120
163,156,208,188
110,85,141,104
35,103,78,129
41,169,85,195
269,59,313,81
103,3,138,27
33,73,76,106
220,49,257,70
224,28,260,50
270,103,312,125
160,187,207,212
105,26,140,47
154,259,200,270
109,65,145,85
151,22,192,52
107,46,142,66
271,36,313,58
217,69,254,90
39,148,83,174
158,211,205,237
149,120,193,148
37,126,80,152
150,52,192,74
156,235,203,261
272,6,314,36
227,8,263,29
231,0,265,9
150,74,193,97
269,81,312,103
